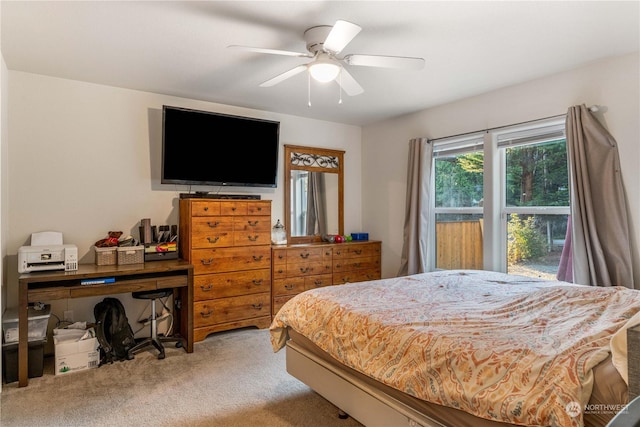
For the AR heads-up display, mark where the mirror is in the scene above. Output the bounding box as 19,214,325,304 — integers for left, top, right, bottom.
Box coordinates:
284,145,344,244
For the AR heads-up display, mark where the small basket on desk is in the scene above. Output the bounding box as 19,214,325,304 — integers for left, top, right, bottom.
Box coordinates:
94,247,117,266
117,246,144,265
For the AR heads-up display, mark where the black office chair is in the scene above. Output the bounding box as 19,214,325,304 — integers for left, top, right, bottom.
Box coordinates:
128,289,183,360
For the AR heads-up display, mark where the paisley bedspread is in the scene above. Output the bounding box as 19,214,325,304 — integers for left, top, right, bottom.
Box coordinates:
269,270,640,427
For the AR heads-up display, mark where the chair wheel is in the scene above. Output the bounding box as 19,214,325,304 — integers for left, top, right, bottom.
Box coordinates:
175,341,183,348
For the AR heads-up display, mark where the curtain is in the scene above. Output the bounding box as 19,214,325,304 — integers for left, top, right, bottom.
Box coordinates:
556,216,573,282
564,104,634,288
398,138,435,276
305,172,327,236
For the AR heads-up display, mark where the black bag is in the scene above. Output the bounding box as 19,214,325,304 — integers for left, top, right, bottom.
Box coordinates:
94,297,136,364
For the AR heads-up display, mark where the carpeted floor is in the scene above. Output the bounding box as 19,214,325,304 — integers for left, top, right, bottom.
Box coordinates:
1,328,363,427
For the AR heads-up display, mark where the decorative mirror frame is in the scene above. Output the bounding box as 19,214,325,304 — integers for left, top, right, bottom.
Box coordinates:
284,144,344,244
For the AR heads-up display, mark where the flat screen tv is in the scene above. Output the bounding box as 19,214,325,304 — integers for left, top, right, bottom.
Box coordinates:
161,105,280,188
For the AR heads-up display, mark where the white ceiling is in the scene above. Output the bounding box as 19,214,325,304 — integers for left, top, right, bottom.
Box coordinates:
2,1,638,126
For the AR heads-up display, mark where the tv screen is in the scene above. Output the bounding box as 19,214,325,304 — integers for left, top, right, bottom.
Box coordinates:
161,106,280,188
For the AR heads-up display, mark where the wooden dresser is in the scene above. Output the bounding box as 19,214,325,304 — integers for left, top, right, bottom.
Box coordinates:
271,240,381,315
179,198,272,342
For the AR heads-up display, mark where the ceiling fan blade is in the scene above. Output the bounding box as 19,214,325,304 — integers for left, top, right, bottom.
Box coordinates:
344,54,425,70
228,45,311,58
336,68,364,96
323,20,362,54
259,65,307,87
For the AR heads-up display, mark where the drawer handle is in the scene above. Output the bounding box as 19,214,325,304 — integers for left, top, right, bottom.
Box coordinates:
299,267,312,273
354,249,363,255
207,236,220,244
231,207,237,211
278,254,285,260
335,264,341,269
252,255,264,262
252,303,263,310
299,253,310,259
277,269,284,274
252,279,263,286
200,284,213,292
248,235,259,242
354,262,362,268
207,221,220,228
204,207,209,212
247,220,259,226
335,250,342,255
314,280,323,286
284,284,294,290
200,308,214,318
256,207,262,211
200,258,214,265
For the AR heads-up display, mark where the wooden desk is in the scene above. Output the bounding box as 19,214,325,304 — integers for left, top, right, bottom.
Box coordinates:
17,260,194,387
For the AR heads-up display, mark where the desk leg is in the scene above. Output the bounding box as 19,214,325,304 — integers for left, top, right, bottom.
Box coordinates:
18,280,29,387
181,270,194,353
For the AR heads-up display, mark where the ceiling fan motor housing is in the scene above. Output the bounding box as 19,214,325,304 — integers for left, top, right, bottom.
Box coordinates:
304,26,333,54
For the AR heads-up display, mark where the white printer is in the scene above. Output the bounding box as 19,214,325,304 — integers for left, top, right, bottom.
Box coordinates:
18,231,78,273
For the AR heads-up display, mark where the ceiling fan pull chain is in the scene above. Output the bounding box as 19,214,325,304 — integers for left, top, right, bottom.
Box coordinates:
338,69,343,104
308,72,312,107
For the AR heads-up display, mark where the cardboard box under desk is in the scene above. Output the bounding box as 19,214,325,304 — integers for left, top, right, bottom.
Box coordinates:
53,334,99,376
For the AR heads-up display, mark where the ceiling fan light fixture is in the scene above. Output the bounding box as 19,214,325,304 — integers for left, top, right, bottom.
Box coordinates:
308,57,341,83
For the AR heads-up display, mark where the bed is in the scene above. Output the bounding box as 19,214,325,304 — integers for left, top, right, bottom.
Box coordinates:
269,270,640,427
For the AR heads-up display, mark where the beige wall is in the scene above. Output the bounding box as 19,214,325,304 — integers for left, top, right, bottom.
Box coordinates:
362,52,640,282
4,71,362,323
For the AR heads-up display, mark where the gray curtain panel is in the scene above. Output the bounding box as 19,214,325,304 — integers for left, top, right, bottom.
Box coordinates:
398,138,434,276
566,104,635,288
305,172,327,236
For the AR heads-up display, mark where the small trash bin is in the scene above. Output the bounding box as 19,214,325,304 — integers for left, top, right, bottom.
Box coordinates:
2,340,45,383
2,304,51,383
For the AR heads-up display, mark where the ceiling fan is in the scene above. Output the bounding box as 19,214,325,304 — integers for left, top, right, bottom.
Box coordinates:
228,20,425,97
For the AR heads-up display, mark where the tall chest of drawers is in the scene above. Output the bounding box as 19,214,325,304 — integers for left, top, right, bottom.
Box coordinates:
179,198,272,342
271,240,381,316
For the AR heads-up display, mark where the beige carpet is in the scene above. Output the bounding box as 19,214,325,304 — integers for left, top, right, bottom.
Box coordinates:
1,328,363,427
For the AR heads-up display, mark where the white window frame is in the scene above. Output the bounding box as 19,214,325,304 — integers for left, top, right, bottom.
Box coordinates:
433,117,569,273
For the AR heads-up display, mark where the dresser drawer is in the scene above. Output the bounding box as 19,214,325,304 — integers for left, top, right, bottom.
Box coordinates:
220,201,248,216
285,247,324,263
192,246,271,275
233,217,271,246
272,248,287,265
194,292,271,327
247,202,270,215
272,263,287,279
286,261,332,278
194,269,271,301
333,269,381,285
333,242,381,259
191,217,234,248
191,201,221,216
333,256,380,273
272,277,305,297
304,274,333,291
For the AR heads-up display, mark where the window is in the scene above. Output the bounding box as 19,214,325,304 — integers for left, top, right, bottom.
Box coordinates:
433,134,484,270
433,118,569,279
